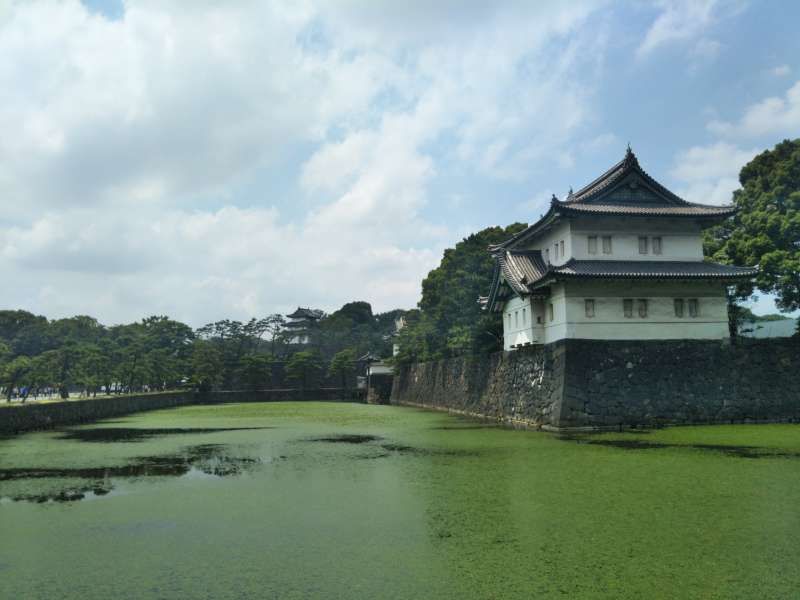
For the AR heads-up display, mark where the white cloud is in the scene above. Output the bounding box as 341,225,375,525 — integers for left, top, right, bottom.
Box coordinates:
637,0,718,58
0,0,616,324
0,205,442,326
708,80,800,138
670,142,758,204
636,0,745,62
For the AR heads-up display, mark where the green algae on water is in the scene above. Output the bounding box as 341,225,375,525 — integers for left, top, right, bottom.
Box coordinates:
1,402,799,600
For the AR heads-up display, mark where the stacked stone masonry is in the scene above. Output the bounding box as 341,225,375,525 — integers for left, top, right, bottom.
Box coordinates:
391,339,800,429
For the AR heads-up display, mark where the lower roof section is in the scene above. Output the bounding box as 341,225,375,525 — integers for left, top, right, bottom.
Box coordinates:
485,253,757,312
544,259,759,281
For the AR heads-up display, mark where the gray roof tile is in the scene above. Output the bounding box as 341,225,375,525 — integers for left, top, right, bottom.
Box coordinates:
550,260,758,279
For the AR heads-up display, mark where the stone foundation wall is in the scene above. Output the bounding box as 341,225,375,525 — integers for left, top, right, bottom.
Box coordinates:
391,338,800,429
0,392,193,435
561,339,800,427
391,343,567,426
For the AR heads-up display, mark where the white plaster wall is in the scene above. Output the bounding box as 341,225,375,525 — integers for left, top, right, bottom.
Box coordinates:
520,221,572,265
502,295,539,350
570,216,704,261
559,280,729,340
541,282,569,344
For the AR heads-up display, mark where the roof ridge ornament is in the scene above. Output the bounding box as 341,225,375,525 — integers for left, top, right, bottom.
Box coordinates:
623,144,640,169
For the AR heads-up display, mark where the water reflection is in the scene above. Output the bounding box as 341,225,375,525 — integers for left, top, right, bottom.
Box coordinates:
303,433,480,458
59,427,270,443
0,442,262,503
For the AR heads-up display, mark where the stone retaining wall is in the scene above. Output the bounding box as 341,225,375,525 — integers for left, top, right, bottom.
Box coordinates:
0,392,193,435
0,388,364,435
391,338,800,429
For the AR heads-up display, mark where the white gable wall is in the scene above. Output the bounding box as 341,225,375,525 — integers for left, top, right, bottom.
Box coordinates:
570,216,703,261
502,295,540,350
503,296,529,350
501,280,729,347
541,282,568,343
561,280,728,340
518,220,572,265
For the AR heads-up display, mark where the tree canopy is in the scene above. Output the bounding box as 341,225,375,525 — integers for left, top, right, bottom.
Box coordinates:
0,302,406,401
395,223,527,364
705,138,800,311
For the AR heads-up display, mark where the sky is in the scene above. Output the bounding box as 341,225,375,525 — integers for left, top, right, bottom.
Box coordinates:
1,0,799,326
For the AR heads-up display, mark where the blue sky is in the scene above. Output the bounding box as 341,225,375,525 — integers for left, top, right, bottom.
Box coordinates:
0,0,798,325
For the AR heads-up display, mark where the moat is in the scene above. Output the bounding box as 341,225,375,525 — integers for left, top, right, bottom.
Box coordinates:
1,402,799,599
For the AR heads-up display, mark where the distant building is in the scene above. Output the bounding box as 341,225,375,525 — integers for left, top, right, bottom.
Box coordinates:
285,307,324,345
392,315,406,357
739,318,797,338
483,148,758,349
355,351,393,403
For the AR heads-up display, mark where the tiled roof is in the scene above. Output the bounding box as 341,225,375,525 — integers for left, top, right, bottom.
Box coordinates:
492,148,736,251
560,147,735,217
554,202,736,217
548,260,758,280
497,250,548,294
567,147,689,205
485,250,546,311
483,255,757,311
286,307,324,319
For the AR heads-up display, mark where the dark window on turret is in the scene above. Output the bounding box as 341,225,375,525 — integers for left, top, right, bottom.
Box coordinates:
623,299,633,318
653,236,662,255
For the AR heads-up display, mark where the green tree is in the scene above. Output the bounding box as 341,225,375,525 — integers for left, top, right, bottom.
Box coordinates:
238,354,276,390
285,351,321,390
445,325,473,357
73,344,108,397
191,340,223,392
111,324,149,393
263,314,287,356
328,348,357,388
394,310,439,364
3,356,32,401
26,351,59,400
196,318,272,388
705,138,800,311
395,223,527,364
0,341,10,368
